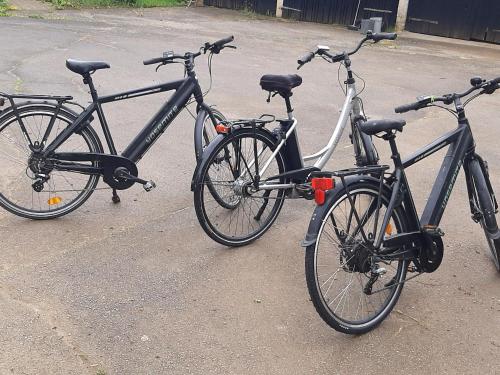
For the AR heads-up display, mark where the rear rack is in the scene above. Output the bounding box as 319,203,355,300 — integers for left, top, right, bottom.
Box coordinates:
0,92,73,101
311,165,390,179
220,114,276,127
0,92,73,109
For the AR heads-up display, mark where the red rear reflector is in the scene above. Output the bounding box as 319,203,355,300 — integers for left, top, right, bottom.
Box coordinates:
311,177,334,205
315,189,326,205
311,177,334,191
215,124,229,134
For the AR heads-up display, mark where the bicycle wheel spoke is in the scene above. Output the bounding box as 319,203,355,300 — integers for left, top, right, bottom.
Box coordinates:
0,109,99,218
306,187,407,332
196,130,285,245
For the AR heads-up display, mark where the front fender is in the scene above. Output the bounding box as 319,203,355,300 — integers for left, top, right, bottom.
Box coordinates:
301,175,392,247
194,107,209,162
191,133,226,191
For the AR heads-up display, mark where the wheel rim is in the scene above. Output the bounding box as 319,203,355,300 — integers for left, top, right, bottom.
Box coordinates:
199,132,285,243
0,110,98,217
481,223,500,270
314,188,406,327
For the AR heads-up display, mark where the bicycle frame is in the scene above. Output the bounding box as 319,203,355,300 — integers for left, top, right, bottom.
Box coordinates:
39,73,210,164
253,79,364,189
373,114,476,249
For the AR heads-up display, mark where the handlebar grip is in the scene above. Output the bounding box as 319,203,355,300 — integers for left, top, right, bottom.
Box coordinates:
395,101,421,114
372,32,397,42
143,57,165,65
298,51,315,65
213,35,234,48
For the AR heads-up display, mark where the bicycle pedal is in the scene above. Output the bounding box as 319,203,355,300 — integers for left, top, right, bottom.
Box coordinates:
143,180,156,192
372,267,387,275
422,225,445,237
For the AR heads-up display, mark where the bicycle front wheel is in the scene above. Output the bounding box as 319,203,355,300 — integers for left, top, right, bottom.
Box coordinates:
305,182,409,334
194,128,286,247
194,107,226,161
0,104,102,219
470,159,500,271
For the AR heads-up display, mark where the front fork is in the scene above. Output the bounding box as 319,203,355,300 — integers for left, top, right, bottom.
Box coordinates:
465,154,498,223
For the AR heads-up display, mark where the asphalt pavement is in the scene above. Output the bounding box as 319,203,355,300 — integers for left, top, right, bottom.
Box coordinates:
0,5,499,374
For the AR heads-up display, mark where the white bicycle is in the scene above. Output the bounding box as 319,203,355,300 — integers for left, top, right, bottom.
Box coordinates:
192,32,397,246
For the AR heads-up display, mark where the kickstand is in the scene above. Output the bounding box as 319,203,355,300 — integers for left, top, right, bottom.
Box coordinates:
254,190,271,221
112,189,121,204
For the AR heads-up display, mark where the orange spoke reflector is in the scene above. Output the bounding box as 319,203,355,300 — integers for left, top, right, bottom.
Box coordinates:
385,223,393,236
47,196,62,205
215,124,229,134
311,177,335,205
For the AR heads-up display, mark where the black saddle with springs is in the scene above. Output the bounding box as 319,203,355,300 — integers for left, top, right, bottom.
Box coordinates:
260,74,302,97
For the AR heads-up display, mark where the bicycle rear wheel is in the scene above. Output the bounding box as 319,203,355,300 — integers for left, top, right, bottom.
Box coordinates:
194,128,286,247
470,159,500,271
0,104,102,219
305,182,408,334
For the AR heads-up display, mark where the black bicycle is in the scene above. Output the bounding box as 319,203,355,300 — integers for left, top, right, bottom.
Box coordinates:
303,76,500,334
0,36,235,219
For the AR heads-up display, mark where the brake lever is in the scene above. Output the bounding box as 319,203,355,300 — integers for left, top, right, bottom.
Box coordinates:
224,45,237,50
202,42,211,54
155,62,165,72
483,81,499,95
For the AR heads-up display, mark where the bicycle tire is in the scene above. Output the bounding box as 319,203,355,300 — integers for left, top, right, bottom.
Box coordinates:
194,127,286,247
305,181,409,334
195,108,239,209
195,107,226,160
0,104,102,219
470,159,500,271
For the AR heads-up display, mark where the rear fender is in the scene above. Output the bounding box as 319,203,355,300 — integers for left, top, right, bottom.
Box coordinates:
190,126,277,191
302,175,393,247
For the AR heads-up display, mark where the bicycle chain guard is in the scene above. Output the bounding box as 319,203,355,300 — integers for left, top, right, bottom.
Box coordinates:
418,234,444,273
102,155,138,190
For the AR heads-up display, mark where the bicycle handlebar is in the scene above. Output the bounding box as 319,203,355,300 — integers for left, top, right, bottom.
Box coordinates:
143,36,235,66
143,57,167,65
395,76,500,113
394,101,423,114
212,35,234,49
297,51,315,67
297,31,397,69
370,32,397,42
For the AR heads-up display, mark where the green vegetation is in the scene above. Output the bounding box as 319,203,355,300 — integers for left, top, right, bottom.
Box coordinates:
48,0,183,9
0,0,12,16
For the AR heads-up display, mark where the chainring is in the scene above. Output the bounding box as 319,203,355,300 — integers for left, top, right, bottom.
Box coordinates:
419,234,444,273
102,156,138,190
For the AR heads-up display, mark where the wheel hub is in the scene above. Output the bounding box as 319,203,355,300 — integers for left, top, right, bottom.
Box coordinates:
233,179,253,197
341,239,373,273
28,152,53,175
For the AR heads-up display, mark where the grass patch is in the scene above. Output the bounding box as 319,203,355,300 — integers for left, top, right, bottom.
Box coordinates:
0,0,14,16
48,0,184,8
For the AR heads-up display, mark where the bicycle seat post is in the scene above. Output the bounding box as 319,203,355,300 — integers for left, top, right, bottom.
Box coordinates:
283,94,294,120
82,73,99,102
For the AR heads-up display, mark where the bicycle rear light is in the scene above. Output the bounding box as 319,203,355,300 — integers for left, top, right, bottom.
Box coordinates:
311,177,334,205
215,123,229,134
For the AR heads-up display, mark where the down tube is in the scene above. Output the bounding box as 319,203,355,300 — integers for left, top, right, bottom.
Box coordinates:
122,79,195,162
312,86,356,169
420,125,473,226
